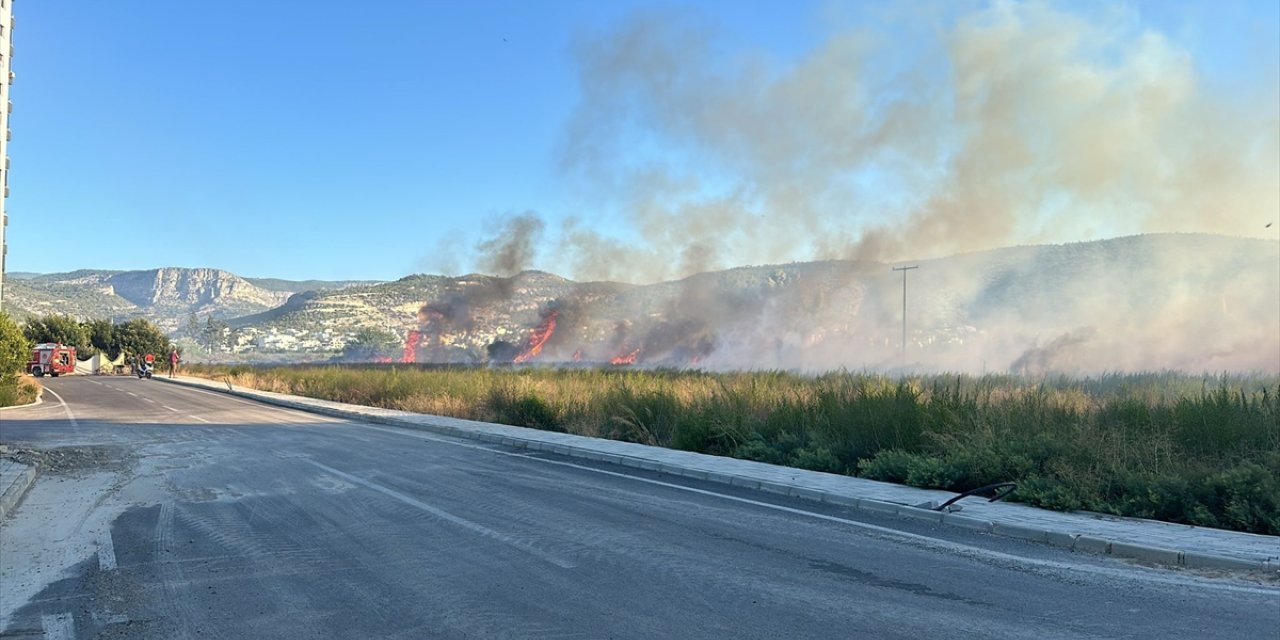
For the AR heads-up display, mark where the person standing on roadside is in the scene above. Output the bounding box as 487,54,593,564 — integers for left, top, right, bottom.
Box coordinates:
169,348,180,378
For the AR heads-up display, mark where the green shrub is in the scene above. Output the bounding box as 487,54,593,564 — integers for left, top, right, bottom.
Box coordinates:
0,313,34,408
857,449,916,483
487,386,563,432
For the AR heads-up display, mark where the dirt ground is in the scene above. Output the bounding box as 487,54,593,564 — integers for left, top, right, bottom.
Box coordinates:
0,444,131,475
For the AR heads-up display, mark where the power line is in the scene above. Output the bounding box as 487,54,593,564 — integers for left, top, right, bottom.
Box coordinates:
892,265,918,366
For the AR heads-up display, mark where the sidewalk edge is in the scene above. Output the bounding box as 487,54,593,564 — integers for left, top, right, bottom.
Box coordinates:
0,462,37,521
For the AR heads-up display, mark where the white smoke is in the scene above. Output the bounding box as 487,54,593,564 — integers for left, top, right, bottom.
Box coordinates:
556,1,1278,282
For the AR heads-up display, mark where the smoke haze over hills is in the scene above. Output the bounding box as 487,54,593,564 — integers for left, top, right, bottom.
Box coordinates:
450,2,1278,285
8,235,1278,373
430,3,1279,374
426,234,1280,374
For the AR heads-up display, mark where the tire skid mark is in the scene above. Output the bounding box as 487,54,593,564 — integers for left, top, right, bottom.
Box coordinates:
279,507,409,629
305,459,576,569
155,502,200,637
169,501,327,637
172,500,324,563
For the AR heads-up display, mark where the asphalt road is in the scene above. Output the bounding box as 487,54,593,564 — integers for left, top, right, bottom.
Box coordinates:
1,377,1276,639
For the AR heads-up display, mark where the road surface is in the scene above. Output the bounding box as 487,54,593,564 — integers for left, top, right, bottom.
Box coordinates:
1,377,1276,639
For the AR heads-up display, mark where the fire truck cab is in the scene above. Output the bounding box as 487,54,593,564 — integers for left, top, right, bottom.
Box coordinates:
28,343,77,377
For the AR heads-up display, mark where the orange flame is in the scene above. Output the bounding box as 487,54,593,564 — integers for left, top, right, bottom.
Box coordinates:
514,310,559,363
401,329,421,363
610,347,641,365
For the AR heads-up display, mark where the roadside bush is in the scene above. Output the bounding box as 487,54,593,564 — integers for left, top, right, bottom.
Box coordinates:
856,449,915,483
600,387,684,446
487,385,564,432
0,313,34,407
669,413,741,456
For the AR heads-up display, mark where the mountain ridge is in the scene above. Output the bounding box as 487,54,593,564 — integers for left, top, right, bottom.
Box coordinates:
3,268,375,332
3,233,1277,373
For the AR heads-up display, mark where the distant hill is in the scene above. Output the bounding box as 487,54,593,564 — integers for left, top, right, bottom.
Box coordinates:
221,233,1279,373
243,277,381,294
3,268,379,332
4,234,1276,373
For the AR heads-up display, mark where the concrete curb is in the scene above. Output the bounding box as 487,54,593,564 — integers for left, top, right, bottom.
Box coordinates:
0,461,37,521
158,376,1278,573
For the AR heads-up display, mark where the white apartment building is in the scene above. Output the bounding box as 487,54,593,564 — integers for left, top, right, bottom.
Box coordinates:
0,0,12,309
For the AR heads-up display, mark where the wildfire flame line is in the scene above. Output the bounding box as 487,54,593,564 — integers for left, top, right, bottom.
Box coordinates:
401,329,421,363
610,347,641,365
514,310,559,363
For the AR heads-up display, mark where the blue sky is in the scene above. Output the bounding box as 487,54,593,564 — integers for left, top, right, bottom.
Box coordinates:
7,1,1278,282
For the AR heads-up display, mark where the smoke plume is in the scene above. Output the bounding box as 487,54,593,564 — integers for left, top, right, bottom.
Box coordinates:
417,2,1278,374
477,212,545,278
554,2,1278,282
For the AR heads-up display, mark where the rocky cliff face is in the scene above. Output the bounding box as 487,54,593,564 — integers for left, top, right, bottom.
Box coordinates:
106,268,291,316
7,268,307,332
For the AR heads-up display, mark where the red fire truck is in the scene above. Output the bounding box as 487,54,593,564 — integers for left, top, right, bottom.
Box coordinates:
28,343,77,377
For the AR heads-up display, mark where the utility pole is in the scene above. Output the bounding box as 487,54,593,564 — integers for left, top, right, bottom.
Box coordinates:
892,265,918,366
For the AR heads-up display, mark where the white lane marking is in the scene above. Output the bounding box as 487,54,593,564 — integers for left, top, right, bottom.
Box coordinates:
126,392,138,397
190,415,212,423
161,405,182,413
98,528,118,571
41,387,79,429
303,459,575,569
40,613,75,640
351,424,1280,596
141,398,156,404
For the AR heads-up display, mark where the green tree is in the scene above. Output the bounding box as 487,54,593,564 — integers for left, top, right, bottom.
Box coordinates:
84,318,116,357
343,328,400,361
186,312,200,338
0,313,34,406
22,315,91,353
202,316,230,352
112,318,173,362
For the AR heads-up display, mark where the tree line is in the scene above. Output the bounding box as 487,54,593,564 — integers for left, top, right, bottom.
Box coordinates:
18,314,175,361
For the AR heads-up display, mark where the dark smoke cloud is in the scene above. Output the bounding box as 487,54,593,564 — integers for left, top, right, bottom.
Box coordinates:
1009,327,1098,376
477,212,545,278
